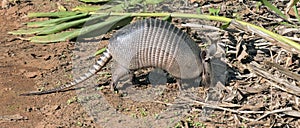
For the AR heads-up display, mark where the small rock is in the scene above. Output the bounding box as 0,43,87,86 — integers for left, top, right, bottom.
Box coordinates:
3,88,12,91
30,53,37,59
1,0,8,9
24,71,39,78
43,55,51,61
50,105,61,111
26,107,33,112
44,111,53,116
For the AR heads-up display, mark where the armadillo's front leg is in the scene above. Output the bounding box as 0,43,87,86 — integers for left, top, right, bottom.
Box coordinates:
110,62,131,92
176,78,183,92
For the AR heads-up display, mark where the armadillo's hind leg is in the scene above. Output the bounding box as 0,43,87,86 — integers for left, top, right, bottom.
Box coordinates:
110,62,131,92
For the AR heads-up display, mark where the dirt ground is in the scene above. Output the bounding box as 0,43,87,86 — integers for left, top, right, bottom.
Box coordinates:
0,0,99,127
1,0,300,128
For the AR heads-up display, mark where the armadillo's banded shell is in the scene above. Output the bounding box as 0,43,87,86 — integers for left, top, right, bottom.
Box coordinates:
108,18,202,79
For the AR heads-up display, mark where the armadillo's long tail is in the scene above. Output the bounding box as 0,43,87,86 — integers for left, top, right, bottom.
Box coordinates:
20,50,112,96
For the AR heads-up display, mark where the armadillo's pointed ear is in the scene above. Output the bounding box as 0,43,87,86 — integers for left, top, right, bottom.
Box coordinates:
207,42,225,58
207,42,217,57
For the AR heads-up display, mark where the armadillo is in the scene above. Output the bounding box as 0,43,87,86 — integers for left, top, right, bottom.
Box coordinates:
20,18,204,96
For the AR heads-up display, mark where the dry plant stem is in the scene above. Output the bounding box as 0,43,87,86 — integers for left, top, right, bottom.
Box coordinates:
233,114,239,125
242,3,276,22
285,36,300,42
180,96,294,121
249,62,300,96
230,20,300,54
285,0,300,18
264,61,300,81
179,96,264,114
153,100,173,106
0,114,27,123
238,115,255,122
255,107,292,121
181,23,224,32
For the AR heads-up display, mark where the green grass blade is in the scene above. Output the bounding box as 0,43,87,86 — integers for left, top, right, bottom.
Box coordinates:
145,0,165,4
293,5,300,23
72,5,101,13
38,14,109,35
30,14,131,43
78,0,109,3
8,27,47,35
261,0,287,19
29,30,81,43
94,47,106,56
79,14,131,36
28,11,81,18
220,21,231,29
162,14,171,21
27,13,89,27
208,7,220,16
14,11,300,52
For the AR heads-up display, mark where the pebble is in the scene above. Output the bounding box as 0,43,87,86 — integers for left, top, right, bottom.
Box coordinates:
23,71,39,78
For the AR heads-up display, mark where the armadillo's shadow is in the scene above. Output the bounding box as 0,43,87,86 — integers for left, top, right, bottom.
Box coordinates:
116,68,181,92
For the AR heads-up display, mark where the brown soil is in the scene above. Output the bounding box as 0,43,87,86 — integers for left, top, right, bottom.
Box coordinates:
1,0,300,128
0,0,98,127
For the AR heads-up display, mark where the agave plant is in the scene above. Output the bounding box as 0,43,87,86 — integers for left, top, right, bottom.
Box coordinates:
8,0,300,53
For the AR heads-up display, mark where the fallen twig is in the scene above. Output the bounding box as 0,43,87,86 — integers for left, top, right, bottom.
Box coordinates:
264,61,300,81
249,61,300,96
179,96,264,114
0,114,27,123
180,96,296,122
230,20,300,54
255,107,292,121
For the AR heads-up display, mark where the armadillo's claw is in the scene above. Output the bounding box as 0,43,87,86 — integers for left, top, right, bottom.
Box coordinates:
110,82,117,92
